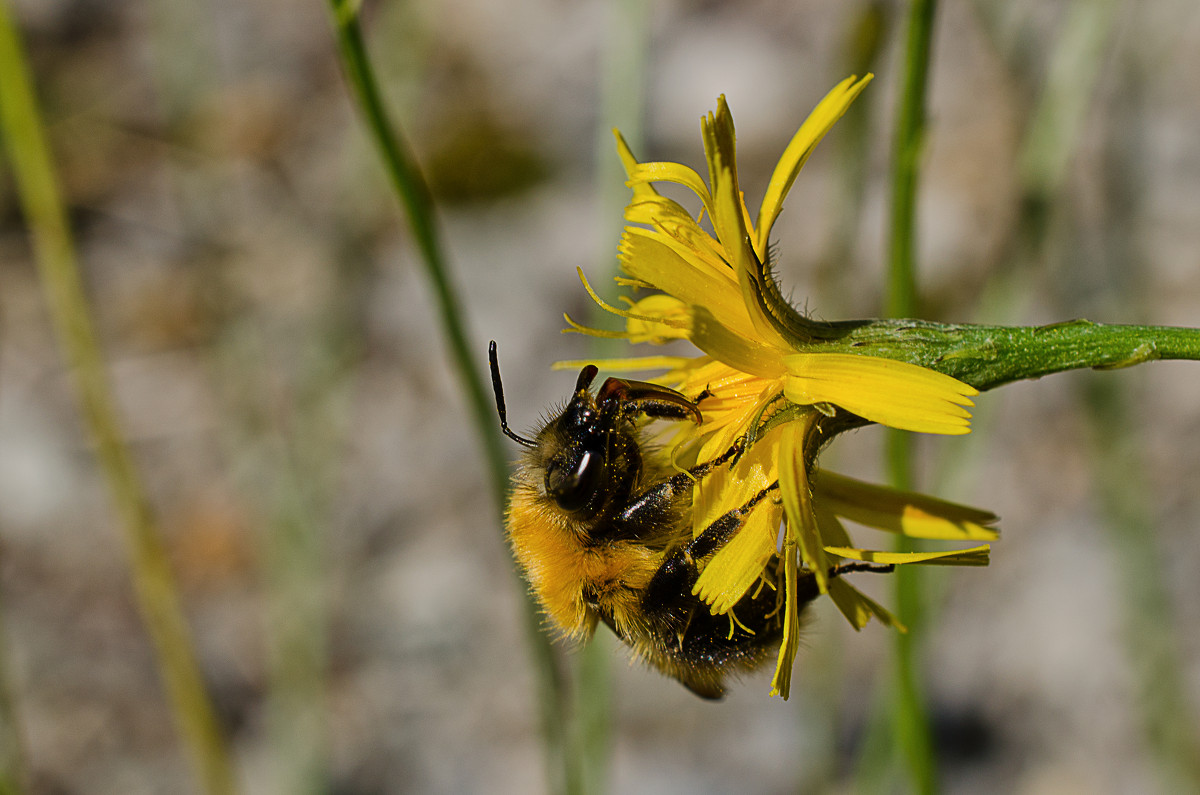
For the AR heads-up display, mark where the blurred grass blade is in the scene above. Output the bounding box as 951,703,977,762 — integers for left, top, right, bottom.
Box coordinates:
1082,380,1200,790
324,0,507,500
0,3,236,793
322,3,574,792
0,601,25,794
567,1,653,791
1012,0,1200,785
876,0,940,792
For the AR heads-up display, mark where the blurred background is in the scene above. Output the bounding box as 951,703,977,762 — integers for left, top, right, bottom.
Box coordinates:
1,0,1199,792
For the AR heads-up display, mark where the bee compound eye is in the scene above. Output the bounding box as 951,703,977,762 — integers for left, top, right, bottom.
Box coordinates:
546,446,605,513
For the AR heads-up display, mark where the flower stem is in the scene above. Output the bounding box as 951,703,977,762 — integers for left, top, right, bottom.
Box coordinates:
812,318,1200,392
322,4,572,793
0,4,235,793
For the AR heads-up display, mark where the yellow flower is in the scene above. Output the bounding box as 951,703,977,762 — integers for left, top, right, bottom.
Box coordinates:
561,76,996,698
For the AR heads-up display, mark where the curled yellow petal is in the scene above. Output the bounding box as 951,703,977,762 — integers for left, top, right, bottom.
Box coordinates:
814,471,998,540
624,295,693,343
629,161,716,221
625,194,704,230
783,352,977,435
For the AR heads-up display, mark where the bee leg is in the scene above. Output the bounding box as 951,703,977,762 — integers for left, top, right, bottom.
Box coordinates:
831,562,895,577
639,483,783,699
641,482,780,615
610,438,747,540
796,562,896,602
596,377,702,424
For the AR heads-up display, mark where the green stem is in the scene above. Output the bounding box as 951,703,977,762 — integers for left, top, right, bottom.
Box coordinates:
325,0,507,502
886,0,935,322
1081,380,1200,789
883,1,939,793
0,597,25,794
322,4,571,793
0,4,235,793
814,318,1200,392
571,2,651,791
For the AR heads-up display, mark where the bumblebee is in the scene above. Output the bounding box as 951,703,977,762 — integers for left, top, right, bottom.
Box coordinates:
489,342,875,699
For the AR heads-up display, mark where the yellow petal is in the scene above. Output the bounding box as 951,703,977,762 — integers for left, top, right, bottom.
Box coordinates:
623,223,737,296
701,96,738,207
690,422,777,531
778,417,828,592
551,355,694,372
625,194,705,230
824,545,991,566
770,539,801,699
629,161,716,221
814,471,998,540
613,129,659,202
624,295,693,343
619,229,758,340
698,99,793,351
756,74,873,247
814,505,854,548
783,352,977,435
711,167,795,352
691,307,788,379
693,501,782,614
827,578,903,631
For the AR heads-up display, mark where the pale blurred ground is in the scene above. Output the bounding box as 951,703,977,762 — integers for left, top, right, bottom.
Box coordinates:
1,0,1200,793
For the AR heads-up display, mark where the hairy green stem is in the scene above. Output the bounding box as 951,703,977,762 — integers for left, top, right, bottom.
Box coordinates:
0,4,235,792
322,4,572,792
808,318,1200,392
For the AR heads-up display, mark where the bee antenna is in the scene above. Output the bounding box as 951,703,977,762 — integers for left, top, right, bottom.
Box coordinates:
489,341,537,448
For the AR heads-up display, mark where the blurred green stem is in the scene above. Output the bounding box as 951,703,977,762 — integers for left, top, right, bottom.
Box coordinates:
1021,2,1200,782
884,0,938,792
0,4,235,794
0,602,24,794
572,1,652,791
324,0,507,502
323,3,573,792
1082,380,1200,789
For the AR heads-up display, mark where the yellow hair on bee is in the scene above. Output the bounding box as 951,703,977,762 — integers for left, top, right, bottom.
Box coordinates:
507,469,663,641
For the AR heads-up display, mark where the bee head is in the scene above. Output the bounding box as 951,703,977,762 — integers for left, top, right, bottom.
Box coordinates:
490,342,629,519
489,341,701,523
542,364,614,515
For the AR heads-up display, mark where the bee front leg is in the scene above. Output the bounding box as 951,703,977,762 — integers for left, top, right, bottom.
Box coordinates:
610,438,747,540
